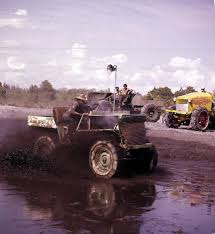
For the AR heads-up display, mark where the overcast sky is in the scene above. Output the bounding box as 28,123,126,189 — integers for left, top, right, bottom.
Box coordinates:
0,0,215,94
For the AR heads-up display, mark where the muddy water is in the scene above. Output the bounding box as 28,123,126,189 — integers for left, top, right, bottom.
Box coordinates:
0,160,214,234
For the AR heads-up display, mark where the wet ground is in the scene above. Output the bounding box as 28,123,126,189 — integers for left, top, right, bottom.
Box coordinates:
0,159,215,234
0,110,215,234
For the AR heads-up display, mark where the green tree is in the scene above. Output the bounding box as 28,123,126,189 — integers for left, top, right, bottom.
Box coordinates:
29,84,39,92
174,86,196,97
0,82,6,98
39,80,56,101
146,87,174,100
40,80,54,92
29,85,39,103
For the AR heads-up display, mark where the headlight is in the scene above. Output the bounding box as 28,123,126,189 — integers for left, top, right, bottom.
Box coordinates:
173,97,176,102
188,99,191,103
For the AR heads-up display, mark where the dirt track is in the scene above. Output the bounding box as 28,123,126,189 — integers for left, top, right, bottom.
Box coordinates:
0,105,52,119
146,122,215,161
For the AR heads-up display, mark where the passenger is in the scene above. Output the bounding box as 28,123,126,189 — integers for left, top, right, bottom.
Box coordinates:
114,86,121,107
119,84,133,106
120,84,132,96
115,86,120,97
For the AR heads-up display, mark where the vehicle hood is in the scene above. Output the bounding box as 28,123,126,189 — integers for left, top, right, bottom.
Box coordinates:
176,92,213,100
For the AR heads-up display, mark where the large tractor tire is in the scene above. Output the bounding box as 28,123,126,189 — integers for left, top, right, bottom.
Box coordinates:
33,136,56,158
141,103,161,122
164,112,181,128
190,108,209,131
89,140,121,179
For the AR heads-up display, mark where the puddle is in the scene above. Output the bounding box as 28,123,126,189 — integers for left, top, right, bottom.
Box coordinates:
0,159,215,234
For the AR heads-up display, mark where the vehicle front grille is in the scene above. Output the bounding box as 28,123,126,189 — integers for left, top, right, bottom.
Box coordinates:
118,116,147,145
176,103,188,112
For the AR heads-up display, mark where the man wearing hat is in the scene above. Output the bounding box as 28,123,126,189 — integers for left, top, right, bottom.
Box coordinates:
63,94,90,124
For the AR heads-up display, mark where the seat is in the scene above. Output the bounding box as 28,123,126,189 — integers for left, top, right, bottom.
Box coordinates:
53,107,68,124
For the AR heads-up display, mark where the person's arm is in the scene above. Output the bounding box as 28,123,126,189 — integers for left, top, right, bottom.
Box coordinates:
67,102,82,116
127,89,133,94
119,89,124,96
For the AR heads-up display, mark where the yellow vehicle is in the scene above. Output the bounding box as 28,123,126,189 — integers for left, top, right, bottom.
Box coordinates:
164,90,215,131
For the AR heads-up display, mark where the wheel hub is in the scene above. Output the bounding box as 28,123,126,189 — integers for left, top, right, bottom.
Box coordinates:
101,152,111,166
93,149,113,175
149,109,155,117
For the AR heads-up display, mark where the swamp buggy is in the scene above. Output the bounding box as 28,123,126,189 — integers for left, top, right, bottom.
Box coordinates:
28,108,158,179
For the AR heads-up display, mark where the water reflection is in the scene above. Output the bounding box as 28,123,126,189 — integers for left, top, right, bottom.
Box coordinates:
2,177,156,234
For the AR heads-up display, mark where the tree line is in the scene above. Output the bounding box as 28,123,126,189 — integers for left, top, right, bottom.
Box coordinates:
0,80,96,108
0,80,199,108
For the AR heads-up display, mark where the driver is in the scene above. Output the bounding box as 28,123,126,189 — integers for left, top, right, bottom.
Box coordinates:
63,94,89,124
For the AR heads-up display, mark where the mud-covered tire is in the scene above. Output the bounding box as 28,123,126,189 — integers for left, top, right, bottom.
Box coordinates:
164,112,181,128
141,103,161,122
33,136,56,158
89,141,120,179
190,108,209,131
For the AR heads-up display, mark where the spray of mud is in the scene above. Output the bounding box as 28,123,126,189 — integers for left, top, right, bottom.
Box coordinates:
0,116,140,178
0,117,106,178
0,118,56,174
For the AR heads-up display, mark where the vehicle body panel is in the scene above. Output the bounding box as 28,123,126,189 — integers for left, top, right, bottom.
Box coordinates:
28,115,57,129
28,109,153,152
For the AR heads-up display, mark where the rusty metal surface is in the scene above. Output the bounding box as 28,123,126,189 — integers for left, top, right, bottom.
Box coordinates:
53,107,68,124
87,92,113,105
89,111,130,116
119,121,147,145
191,97,211,106
28,115,57,129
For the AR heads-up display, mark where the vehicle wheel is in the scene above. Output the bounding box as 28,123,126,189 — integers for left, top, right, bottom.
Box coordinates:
33,136,56,158
141,103,161,122
190,108,209,131
89,141,120,179
164,112,181,128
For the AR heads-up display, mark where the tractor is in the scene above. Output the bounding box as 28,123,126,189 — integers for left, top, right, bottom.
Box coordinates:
28,108,158,179
164,90,215,131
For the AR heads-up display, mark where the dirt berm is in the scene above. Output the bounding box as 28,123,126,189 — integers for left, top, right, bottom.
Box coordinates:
146,122,215,161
